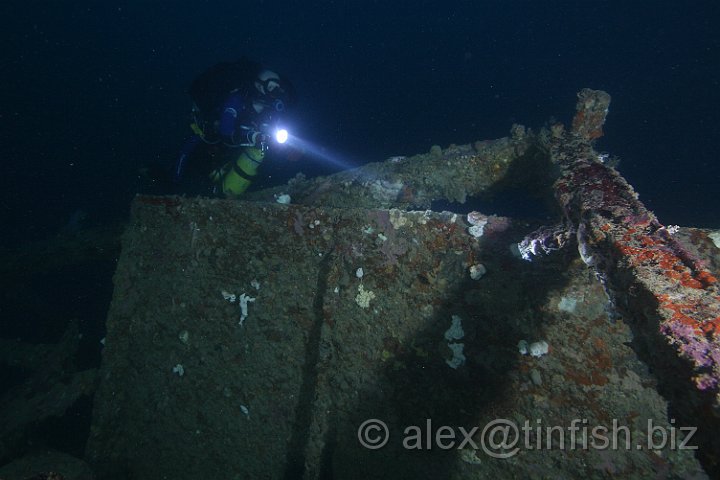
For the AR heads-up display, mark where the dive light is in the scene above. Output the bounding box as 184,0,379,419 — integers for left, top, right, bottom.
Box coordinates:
241,125,289,150
275,128,288,144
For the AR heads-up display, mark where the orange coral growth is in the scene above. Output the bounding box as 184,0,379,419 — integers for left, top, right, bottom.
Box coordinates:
657,295,697,324
700,318,720,336
696,271,718,286
614,236,714,290
656,294,720,337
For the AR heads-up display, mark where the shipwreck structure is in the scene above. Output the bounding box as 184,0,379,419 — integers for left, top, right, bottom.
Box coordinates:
4,90,718,479
83,89,720,479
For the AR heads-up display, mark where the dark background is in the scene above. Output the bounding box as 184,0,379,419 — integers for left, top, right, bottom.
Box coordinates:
2,0,719,247
0,0,718,464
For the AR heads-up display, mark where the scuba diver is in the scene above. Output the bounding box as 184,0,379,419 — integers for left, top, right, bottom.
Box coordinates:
174,57,294,197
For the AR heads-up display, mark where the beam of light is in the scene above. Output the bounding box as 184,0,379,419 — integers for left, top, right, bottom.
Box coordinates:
283,135,358,172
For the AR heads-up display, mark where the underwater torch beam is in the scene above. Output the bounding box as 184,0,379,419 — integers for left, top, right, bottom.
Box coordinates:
552,89,720,425
245,129,538,210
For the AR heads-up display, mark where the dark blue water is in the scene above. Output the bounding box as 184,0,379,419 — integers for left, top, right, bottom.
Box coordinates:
2,1,718,246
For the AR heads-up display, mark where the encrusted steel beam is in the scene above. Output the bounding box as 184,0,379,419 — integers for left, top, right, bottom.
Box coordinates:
549,89,720,448
245,127,539,210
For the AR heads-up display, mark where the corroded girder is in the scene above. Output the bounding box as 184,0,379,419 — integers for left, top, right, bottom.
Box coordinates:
245,128,538,210
551,89,720,410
